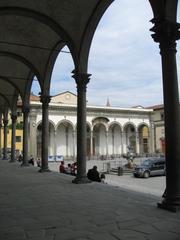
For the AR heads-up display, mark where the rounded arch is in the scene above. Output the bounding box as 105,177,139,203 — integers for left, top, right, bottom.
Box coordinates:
56,119,74,131
108,121,123,157
36,119,56,131
93,122,108,131
0,7,76,63
0,93,10,109
108,121,122,132
123,122,137,132
0,75,22,99
123,122,137,154
137,123,150,155
56,119,74,158
77,1,114,72
0,51,42,85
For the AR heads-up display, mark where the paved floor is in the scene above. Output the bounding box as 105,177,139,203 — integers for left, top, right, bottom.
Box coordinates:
48,161,166,197
0,160,180,240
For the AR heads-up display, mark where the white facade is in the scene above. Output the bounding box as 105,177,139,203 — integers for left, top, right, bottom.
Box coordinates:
29,92,154,160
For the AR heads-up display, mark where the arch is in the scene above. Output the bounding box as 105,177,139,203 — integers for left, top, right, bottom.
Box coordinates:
0,75,22,99
56,119,74,158
56,119,74,131
0,51,42,88
123,122,137,132
108,122,122,156
0,7,76,62
108,121,122,132
137,123,150,155
93,122,107,156
137,122,149,131
42,41,67,93
0,92,11,109
148,0,178,22
77,0,114,72
36,119,56,130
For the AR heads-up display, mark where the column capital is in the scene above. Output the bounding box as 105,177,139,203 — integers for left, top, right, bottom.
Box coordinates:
72,70,91,91
150,19,180,52
11,114,17,123
40,95,51,107
22,106,30,115
3,119,8,126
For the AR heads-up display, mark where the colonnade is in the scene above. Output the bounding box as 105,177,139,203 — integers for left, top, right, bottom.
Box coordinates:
35,120,151,160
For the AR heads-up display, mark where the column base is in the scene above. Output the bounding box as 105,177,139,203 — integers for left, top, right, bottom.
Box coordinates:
72,176,91,184
9,160,16,163
39,168,51,173
21,162,30,167
157,200,180,213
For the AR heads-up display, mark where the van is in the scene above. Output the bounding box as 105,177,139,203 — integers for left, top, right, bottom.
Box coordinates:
133,158,166,178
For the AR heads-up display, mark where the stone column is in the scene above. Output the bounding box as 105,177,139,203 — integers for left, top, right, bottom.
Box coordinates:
39,95,51,172
106,130,109,159
90,130,93,157
149,122,155,154
29,114,37,160
0,122,2,159
54,130,57,157
10,114,17,162
112,128,115,156
72,71,91,183
151,19,180,211
21,107,29,166
72,130,76,161
66,127,68,157
135,131,140,155
121,131,126,154
2,119,8,160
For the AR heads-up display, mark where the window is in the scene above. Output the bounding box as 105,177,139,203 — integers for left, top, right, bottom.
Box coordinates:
16,136,21,142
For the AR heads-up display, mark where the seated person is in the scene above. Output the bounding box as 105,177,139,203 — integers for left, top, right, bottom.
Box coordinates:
59,161,66,173
87,165,101,182
65,163,72,174
71,162,77,176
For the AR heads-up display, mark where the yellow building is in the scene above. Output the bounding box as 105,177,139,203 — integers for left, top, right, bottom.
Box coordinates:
1,128,23,154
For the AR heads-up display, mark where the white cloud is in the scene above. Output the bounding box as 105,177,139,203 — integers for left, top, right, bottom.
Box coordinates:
32,1,180,108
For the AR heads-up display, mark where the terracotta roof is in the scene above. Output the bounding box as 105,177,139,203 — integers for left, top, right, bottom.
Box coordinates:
30,94,40,101
146,104,164,110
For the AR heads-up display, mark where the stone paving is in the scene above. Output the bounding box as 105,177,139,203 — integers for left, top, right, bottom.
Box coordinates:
0,160,180,240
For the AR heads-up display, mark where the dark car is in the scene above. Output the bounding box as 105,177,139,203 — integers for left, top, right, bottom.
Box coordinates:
133,158,166,178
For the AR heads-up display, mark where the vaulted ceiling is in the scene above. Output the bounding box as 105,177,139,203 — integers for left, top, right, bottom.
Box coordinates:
0,0,114,116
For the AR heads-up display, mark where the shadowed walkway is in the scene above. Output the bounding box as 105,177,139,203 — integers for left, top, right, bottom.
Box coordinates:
0,161,180,240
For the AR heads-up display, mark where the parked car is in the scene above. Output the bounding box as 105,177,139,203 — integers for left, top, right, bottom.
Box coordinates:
55,155,64,162
133,157,166,178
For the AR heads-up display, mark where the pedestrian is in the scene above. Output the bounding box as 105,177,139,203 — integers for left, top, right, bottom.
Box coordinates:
100,173,106,183
87,165,101,182
71,162,77,176
18,154,23,162
28,155,34,166
59,161,66,173
65,163,72,174
36,158,41,167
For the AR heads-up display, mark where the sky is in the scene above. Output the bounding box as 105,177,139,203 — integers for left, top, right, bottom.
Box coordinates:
32,0,180,108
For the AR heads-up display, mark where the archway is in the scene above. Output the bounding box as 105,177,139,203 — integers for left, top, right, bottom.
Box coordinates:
93,123,107,158
56,121,74,159
109,123,122,157
123,123,136,154
138,124,150,155
36,121,55,159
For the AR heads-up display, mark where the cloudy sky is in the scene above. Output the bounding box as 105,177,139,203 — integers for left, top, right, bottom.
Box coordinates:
33,1,180,108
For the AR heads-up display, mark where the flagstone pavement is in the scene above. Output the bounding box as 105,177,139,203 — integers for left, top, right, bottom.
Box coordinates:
0,160,180,240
